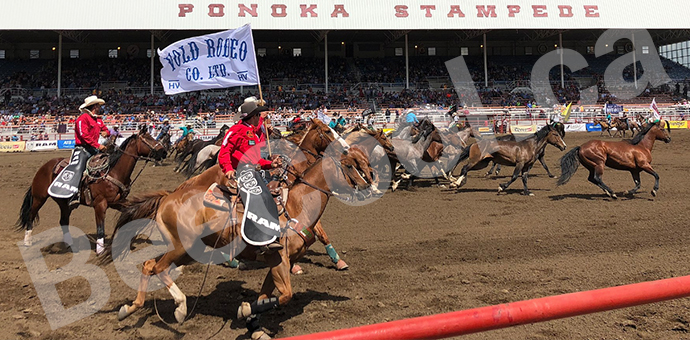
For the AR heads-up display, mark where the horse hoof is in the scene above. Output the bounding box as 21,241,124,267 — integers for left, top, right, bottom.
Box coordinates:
651,189,657,197
611,194,618,200
237,302,252,319
527,192,535,197
438,184,447,189
251,330,272,340
118,305,133,321
174,299,187,324
238,262,249,270
336,260,349,271
549,175,556,179
291,265,304,275
497,185,504,193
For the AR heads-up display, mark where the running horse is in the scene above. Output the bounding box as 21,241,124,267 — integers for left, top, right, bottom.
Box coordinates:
557,121,671,199
174,124,230,173
485,122,566,178
170,133,194,161
16,127,167,249
449,125,567,196
592,118,615,137
102,123,372,340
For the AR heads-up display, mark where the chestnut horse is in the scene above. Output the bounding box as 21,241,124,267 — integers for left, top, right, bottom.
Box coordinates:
449,125,567,196
557,121,671,199
104,140,371,340
16,128,167,250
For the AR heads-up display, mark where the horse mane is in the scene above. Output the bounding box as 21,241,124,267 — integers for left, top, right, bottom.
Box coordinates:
629,122,655,145
108,134,137,168
535,125,551,141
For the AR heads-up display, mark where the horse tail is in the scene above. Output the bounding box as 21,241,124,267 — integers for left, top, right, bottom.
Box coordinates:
557,146,581,186
15,187,36,231
183,149,200,177
98,191,169,264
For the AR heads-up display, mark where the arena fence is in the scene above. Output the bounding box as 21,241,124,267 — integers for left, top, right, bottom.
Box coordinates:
283,274,690,340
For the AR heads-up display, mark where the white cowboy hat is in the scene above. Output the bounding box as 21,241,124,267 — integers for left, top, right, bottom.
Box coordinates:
79,95,105,111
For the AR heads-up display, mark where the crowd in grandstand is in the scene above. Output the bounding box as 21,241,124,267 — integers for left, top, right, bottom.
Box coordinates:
1,55,690,129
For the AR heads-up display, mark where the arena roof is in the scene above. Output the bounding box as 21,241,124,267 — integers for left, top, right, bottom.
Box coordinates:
1,0,689,31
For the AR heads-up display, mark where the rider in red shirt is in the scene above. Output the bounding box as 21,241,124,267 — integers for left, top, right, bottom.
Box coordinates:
219,101,281,182
218,98,283,252
75,96,107,155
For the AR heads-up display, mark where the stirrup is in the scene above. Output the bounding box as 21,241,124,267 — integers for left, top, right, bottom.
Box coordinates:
257,242,284,255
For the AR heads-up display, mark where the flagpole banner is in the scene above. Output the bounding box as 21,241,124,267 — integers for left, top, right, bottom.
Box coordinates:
159,24,260,95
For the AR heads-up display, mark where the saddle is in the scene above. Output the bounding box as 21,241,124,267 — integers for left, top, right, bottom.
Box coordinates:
51,153,130,206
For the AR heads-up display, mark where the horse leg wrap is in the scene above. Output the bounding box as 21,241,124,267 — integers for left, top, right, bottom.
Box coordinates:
97,225,105,240
59,225,73,246
246,314,261,333
24,230,32,247
325,244,341,264
251,297,280,315
168,283,187,323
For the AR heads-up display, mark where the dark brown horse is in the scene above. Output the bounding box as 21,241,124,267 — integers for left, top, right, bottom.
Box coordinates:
557,121,671,199
16,128,167,251
104,130,371,340
449,125,567,196
485,122,566,178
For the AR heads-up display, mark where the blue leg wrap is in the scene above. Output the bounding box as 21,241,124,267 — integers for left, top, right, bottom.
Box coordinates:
325,244,340,264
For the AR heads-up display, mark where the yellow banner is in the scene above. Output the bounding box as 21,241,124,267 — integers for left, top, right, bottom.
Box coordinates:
668,121,688,129
478,127,492,132
0,141,25,152
511,125,537,134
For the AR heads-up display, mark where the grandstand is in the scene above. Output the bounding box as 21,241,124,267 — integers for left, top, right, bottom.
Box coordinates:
2,1,690,136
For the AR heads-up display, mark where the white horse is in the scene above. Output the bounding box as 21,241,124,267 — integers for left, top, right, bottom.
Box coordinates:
183,144,220,178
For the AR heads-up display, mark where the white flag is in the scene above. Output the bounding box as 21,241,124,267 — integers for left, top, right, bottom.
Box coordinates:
158,24,260,95
650,97,661,121
317,110,332,125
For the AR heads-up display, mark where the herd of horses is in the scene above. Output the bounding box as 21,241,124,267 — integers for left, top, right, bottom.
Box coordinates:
14,116,673,339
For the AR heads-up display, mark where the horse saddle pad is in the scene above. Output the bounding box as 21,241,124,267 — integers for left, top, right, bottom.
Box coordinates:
48,148,88,199
238,168,281,246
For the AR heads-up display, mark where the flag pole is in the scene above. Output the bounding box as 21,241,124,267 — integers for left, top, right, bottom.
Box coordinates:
257,84,272,157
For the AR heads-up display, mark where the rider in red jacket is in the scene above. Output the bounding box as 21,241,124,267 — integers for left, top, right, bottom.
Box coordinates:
218,101,280,181
75,96,107,154
218,98,283,253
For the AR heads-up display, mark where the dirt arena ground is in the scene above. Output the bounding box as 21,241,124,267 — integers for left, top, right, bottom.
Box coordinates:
1,130,690,340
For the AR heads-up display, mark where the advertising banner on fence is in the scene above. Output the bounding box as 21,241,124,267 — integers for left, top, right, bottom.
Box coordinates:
58,140,76,149
26,140,58,151
511,125,537,134
586,123,603,132
0,141,25,152
159,25,260,95
564,124,587,132
668,121,688,129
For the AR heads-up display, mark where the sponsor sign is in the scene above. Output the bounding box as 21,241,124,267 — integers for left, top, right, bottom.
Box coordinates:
26,140,58,151
564,123,587,132
58,140,76,149
511,124,537,134
586,123,603,132
0,141,25,152
668,121,688,129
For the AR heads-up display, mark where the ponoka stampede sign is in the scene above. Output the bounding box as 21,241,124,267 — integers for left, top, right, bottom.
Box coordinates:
1,0,689,30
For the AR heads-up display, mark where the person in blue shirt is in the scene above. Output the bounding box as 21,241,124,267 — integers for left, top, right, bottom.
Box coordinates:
157,119,171,140
405,109,419,128
176,123,195,143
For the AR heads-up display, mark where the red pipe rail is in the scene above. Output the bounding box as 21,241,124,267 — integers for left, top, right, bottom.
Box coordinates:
284,275,690,340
